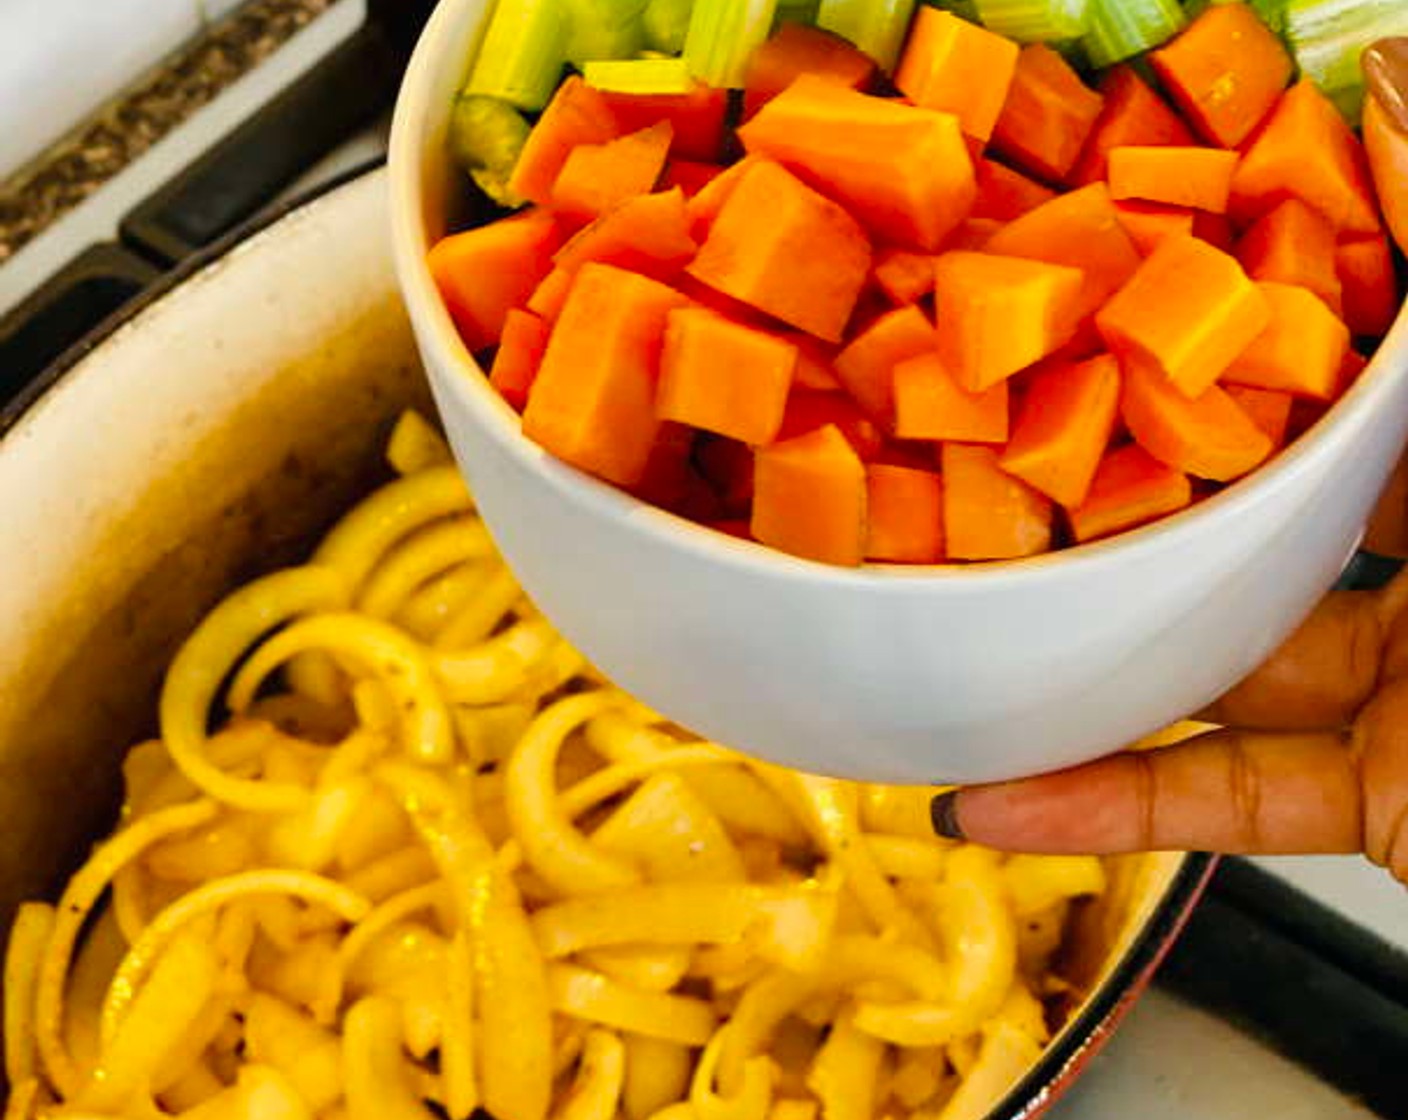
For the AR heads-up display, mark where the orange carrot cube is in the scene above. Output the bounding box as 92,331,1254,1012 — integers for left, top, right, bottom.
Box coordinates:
752,424,866,566
1069,65,1194,186
489,308,551,410
1121,359,1273,482
1095,234,1271,398
527,265,574,322
657,309,798,445
1230,79,1381,235
738,76,977,250
833,305,936,424
972,159,1057,222
942,443,1052,561
428,209,562,352
991,45,1104,183
1236,199,1342,315
892,352,1008,442
999,354,1122,507
687,159,872,342
872,247,938,306
865,464,945,563
778,392,885,460
1068,444,1192,543
550,122,673,222
1225,385,1293,447
553,187,698,279
1113,200,1196,256
522,263,688,487
933,251,1085,391
1149,2,1291,148
509,75,622,204
1107,146,1239,214
743,22,875,118
1222,282,1349,400
1336,235,1400,338
894,8,1019,144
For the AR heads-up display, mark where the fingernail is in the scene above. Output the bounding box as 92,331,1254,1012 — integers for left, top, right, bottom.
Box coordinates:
1365,38,1408,137
930,790,965,840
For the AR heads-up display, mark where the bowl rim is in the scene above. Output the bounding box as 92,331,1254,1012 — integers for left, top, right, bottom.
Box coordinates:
389,0,1408,592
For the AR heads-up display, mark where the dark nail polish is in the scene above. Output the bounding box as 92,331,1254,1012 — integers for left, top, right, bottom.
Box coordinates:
930,790,965,840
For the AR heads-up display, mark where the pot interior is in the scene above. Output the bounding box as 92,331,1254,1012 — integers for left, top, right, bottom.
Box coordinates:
0,170,1196,1105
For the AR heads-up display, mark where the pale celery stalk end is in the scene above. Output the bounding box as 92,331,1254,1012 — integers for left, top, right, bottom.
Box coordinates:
584,57,698,94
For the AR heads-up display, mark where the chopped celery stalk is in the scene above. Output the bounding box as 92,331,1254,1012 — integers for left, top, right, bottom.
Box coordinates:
644,0,694,51
974,0,1090,44
937,0,981,24
584,57,697,93
448,95,530,207
774,0,821,26
684,0,780,88
1081,0,1184,68
464,0,568,111
1287,0,1408,121
564,0,648,64
816,0,918,71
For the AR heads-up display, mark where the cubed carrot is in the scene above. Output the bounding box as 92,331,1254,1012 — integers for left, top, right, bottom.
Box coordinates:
687,160,872,342
685,154,764,241
598,83,730,163
942,443,1052,561
990,45,1104,184
972,159,1058,222
522,263,689,487
934,251,1085,391
662,160,725,197
872,247,937,305
1107,146,1239,214
892,352,1007,442
778,391,885,460
1341,348,1370,388
833,304,935,424
550,122,673,223
1222,282,1349,400
428,209,562,351
1068,444,1192,543
657,308,798,445
1230,79,1381,235
999,354,1121,507
865,464,945,563
509,75,621,204
983,183,1141,321
1121,359,1273,482
743,22,875,118
893,8,1019,144
1336,236,1400,338
526,265,574,322
752,425,867,566
1235,199,1343,315
738,75,977,250
1225,385,1293,447
489,308,551,410
1113,200,1196,256
1149,2,1292,148
1069,65,1195,186
1095,235,1271,398
553,188,698,279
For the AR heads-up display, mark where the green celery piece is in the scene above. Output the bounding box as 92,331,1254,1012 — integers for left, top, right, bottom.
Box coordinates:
774,0,822,26
1082,0,1185,68
935,0,981,24
644,0,694,51
584,57,698,92
448,95,530,207
464,0,568,111
683,0,780,88
564,0,649,64
816,0,919,71
973,0,1090,44
1287,0,1408,122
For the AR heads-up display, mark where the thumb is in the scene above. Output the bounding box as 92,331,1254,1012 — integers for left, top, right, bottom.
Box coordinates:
931,727,1361,855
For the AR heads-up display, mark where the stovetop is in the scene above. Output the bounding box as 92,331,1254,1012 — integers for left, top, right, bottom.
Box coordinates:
2,3,1406,1113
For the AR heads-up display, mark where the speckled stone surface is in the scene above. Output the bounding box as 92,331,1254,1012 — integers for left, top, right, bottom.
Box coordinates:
0,0,339,263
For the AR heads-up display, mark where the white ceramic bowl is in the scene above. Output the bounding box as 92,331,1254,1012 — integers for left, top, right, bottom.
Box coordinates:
389,0,1408,784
